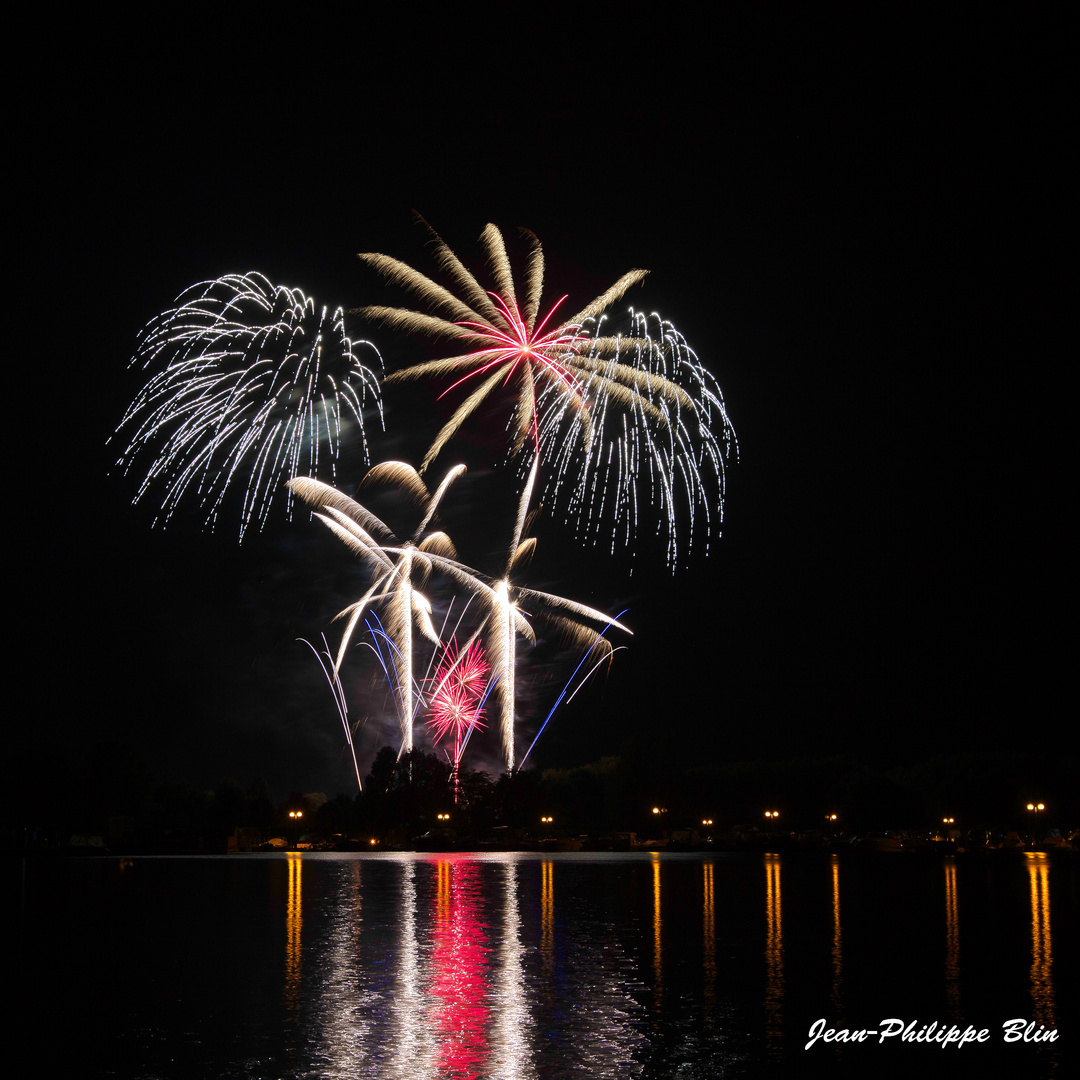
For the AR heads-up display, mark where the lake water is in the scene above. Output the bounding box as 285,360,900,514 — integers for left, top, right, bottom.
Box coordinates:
16,851,1077,1078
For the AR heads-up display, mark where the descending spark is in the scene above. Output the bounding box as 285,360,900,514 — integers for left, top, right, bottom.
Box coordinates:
359,613,423,756
478,469,633,771
517,612,630,769
536,309,737,568
299,635,364,793
115,272,384,541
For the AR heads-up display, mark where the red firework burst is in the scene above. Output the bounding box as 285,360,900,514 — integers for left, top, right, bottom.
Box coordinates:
427,639,489,749
442,293,587,402
363,220,650,472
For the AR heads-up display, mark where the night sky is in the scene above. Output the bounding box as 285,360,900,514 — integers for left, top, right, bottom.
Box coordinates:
18,11,1069,802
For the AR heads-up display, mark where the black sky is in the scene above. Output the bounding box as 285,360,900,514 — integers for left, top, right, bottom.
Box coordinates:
17,10,1070,800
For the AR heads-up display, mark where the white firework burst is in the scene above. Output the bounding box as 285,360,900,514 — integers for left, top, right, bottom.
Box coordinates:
115,272,384,540
534,308,737,569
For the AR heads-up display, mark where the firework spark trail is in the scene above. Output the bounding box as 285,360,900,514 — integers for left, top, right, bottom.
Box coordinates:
300,635,364,793
359,611,448,759
115,272,383,540
533,309,736,568
361,624,409,757
517,611,630,770
358,613,428,758
463,471,632,771
369,598,480,762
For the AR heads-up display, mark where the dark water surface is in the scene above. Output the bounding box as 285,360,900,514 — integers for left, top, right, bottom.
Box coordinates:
16,851,1077,1078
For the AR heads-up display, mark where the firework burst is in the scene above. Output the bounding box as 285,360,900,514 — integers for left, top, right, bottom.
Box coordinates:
115,272,384,540
536,308,736,567
357,219,660,470
289,471,630,772
287,462,466,755
427,638,488,800
356,220,734,566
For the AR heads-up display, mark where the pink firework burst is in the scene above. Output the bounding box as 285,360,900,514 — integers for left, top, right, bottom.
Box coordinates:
442,293,588,415
427,639,489,771
361,220,650,472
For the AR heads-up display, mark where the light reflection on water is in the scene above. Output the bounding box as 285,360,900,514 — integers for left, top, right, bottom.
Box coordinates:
1026,852,1054,1029
703,860,717,1025
305,854,646,1079
488,861,528,1080
829,856,843,1018
763,854,783,1061
19,850,1076,1079
943,858,959,1019
651,853,663,1018
283,852,303,1040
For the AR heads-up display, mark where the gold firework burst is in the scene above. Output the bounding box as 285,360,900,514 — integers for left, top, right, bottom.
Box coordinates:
356,219,692,472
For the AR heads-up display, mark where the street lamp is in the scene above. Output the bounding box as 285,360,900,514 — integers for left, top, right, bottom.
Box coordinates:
286,809,304,851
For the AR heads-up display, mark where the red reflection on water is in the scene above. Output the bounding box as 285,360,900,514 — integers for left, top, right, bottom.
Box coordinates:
428,856,490,1079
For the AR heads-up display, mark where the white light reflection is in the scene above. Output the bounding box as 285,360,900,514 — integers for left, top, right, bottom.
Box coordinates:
389,859,439,1079
487,860,531,1079
301,853,647,1077
311,860,370,1073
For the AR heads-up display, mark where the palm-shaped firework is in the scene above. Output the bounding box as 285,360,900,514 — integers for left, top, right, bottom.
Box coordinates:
287,462,466,755
359,221,656,464
289,470,629,771
115,272,384,540
357,219,734,566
